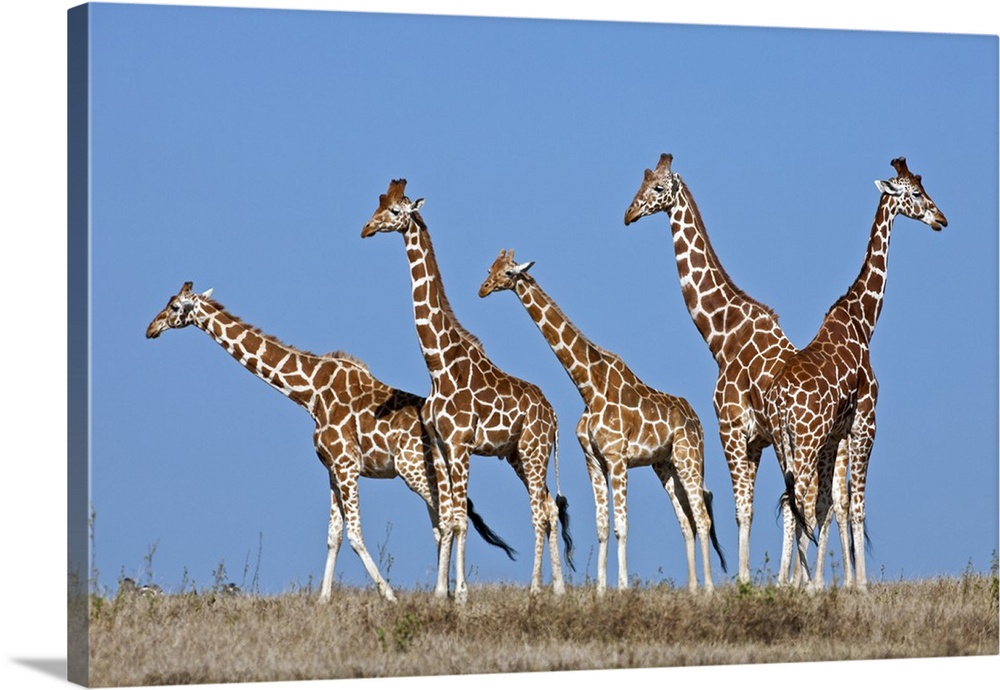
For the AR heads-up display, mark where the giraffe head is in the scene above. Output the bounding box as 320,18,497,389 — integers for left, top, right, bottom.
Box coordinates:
874,157,947,231
361,179,426,238
624,153,683,226
145,281,214,338
478,249,536,298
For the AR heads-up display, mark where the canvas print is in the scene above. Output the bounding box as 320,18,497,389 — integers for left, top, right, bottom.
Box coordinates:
68,2,999,687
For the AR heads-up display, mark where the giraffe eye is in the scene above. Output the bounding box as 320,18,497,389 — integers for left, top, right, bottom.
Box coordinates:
653,185,665,193
170,303,181,312
390,207,401,216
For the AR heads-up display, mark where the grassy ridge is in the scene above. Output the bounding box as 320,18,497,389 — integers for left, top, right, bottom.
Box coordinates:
85,575,999,687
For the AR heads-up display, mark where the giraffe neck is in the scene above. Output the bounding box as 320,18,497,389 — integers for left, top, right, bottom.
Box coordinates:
825,195,896,344
402,219,484,375
193,299,320,411
668,180,789,365
512,277,609,404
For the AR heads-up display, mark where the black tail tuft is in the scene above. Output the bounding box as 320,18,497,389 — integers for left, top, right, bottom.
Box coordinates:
783,470,817,546
556,493,575,572
467,498,517,561
704,490,728,573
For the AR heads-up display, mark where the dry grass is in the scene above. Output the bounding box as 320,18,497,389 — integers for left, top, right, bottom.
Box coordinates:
84,573,998,687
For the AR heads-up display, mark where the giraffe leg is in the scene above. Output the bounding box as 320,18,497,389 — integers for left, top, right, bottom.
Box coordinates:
849,430,873,592
505,445,549,597
447,442,472,605
722,422,762,585
850,372,877,593
811,442,839,591
792,466,820,593
545,491,566,595
393,432,452,597
523,419,565,595
607,459,630,591
832,439,854,588
672,428,717,593
773,436,796,587
653,461,700,593
335,459,397,602
429,432,455,599
581,436,610,594
778,494,797,587
320,473,345,603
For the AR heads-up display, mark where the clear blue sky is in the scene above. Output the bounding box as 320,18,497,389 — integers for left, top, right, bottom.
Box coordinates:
84,2,997,596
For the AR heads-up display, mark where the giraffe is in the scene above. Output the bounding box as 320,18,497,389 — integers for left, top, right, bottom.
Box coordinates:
765,157,947,591
479,250,726,592
361,180,573,602
145,281,515,602
623,153,800,584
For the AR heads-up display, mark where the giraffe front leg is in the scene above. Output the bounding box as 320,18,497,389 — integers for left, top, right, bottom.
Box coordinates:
429,435,455,599
851,368,877,593
320,476,345,603
583,445,610,595
447,444,472,605
334,460,397,603
849,433,872,592
607,460,630,591
723,426,761,585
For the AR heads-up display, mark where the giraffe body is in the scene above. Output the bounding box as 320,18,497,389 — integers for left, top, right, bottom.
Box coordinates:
362,181,572,602
480,251,725,592
145,282,513,602
765,158,947,591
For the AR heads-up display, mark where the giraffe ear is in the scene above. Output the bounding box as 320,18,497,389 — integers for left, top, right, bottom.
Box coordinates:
200,288,214,299
412,198,425,211
875,179,900,196
512,261,535,275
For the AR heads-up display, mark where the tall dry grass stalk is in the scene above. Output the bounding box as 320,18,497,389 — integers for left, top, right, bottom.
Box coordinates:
86,574,998,687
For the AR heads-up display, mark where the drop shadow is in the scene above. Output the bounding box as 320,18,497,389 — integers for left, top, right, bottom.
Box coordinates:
11,658,67,680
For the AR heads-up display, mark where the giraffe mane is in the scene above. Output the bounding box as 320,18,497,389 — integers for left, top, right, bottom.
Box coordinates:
679,179,783,325
202,296,361,365
525,275,620,362
413,224,487,354
319,350,372,372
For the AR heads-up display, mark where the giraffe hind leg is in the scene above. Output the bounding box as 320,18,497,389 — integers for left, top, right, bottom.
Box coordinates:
655,462,700,592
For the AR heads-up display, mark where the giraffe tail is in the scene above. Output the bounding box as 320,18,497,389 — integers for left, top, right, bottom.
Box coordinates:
467,498,517,561
704,489,728,573
780,404,817,546
551,428,576,572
